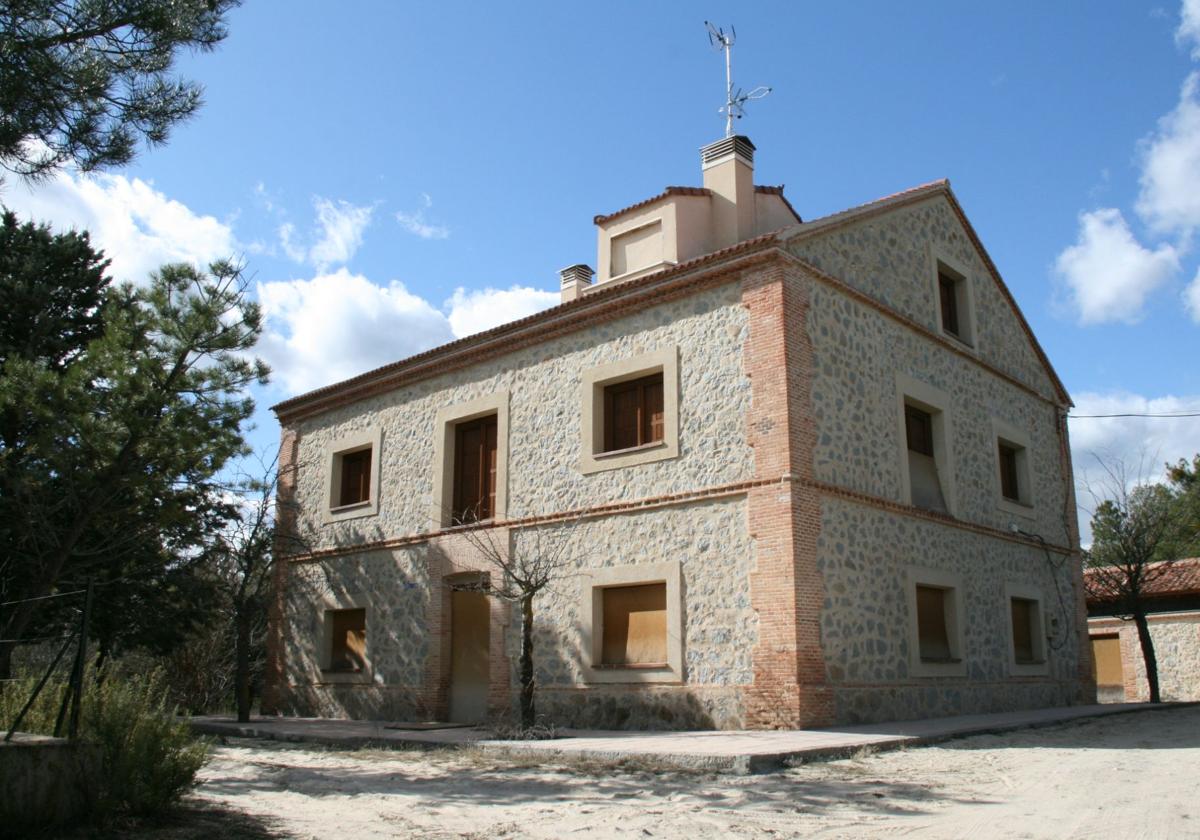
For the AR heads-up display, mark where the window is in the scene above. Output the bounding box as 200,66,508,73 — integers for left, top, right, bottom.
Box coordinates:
601,583,667,666
581,560,682,684
916,585,954,662
338,448,371,507
326,608,366,673
992,419,1034,515
896,375,956,515
905,403,947,513
581,347,679,474
324,428,382,523
452,415,498,524
1004,583,1048,675
603,373,664,452
906,566,966,677
931,255,975,346
432,392,509,528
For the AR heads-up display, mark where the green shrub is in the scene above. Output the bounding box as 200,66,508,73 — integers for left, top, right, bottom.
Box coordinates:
0,664,208,820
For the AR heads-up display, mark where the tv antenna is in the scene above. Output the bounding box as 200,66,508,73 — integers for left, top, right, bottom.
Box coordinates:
705,21,771,138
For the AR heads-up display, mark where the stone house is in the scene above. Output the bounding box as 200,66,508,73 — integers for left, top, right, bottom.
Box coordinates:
263,135,1094,729
1087,557,1200,703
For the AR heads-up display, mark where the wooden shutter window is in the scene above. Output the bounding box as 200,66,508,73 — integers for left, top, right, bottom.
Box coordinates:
601,582,667,666
453,415,498,523
939,272,960,337
916,585,953,662
338,448,371,506
1011,598,1036,663
905,405,934,456
999,443,1021,501
328,608,366,672
602,373,664,453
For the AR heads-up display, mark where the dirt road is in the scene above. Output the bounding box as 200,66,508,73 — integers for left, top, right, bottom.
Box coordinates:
192,705,1200,839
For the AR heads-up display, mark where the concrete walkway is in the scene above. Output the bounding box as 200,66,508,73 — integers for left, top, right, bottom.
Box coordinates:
192,702,1162,774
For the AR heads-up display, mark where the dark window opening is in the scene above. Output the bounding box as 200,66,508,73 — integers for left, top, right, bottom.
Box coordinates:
916,585,954,662
603,373,664,452
338,448,371,507
905,404,946,512
905,405,934,456
328,608,366,672
1011,597,1038,664
999,442,1021,502
452,414,498,524
938,271,961,337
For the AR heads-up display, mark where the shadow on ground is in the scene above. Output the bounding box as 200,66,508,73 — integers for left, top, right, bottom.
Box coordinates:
939,705,1200,753
47,800,284,840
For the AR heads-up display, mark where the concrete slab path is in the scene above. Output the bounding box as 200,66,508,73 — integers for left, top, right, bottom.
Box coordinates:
191,702,1162,773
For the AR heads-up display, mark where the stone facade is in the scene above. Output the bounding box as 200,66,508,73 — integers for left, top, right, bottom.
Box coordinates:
1088,613,1200,703
266,177,1090,730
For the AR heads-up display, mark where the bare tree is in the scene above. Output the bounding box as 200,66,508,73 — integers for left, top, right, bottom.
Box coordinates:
451,516,582,728
1082,454,1199,703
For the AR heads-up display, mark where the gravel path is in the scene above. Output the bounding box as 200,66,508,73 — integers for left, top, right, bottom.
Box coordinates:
191,705,1200,839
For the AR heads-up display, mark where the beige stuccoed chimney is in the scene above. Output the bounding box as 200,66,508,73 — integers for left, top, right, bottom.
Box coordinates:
701,135,756,249
560,263,594,303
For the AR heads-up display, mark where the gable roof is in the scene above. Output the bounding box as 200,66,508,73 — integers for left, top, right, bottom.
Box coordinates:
780,180,1072,407
593,186,711,225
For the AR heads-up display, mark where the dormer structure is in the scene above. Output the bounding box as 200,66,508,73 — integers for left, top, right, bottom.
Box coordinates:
581,136,801,297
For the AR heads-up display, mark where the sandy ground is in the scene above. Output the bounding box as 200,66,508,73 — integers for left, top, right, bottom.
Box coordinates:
190,705,1200,840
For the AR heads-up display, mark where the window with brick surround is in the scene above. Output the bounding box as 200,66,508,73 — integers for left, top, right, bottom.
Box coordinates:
603,373,664,452
326,608,366,673
600,582,667,666
452,414,498,524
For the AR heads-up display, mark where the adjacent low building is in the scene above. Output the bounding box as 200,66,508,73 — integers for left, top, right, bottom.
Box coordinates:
263,134,1093,729
1087,557,1200,703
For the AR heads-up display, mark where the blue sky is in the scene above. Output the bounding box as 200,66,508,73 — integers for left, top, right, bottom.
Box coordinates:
3,1,1199,529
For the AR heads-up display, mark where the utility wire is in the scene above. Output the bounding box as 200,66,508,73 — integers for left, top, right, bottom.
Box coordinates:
1069,411,1200,419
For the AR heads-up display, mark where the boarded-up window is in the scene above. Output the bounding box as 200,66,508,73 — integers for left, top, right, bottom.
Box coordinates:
906,404,946,512
328,608,366,672
999,443,1021,502
939,272,960,337
1092,634,1123,687
1010,597,1038,663
611,221,663,277
453,415,498,524
916,585,953,662
603,373,664,452
338,448,371,507
601,583,667,666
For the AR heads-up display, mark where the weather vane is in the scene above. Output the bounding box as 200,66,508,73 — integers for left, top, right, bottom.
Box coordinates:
705,22,771,138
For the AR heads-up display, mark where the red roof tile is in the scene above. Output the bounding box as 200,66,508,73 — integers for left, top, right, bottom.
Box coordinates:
593,187,711,225
1085,557,1200,601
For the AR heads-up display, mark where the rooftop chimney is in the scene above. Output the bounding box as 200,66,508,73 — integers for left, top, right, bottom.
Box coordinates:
560,263,594,302
701,135,756,249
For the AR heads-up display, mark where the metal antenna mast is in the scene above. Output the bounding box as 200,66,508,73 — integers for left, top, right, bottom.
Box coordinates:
705,22,771,137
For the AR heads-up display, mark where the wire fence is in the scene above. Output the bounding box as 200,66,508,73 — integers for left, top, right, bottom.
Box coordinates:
2,580,94,742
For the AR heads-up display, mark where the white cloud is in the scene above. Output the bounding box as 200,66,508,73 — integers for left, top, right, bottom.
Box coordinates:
256,269,453,395
396,194,450,240
1186,267,1200,321
445,285,560,338
276,197,374,270
1179,0,1200,57
1,170,236,284
1054,208,1179,324
1136,71,1200,235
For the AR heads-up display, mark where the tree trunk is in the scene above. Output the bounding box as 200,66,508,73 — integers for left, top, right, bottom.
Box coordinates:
235,603,252,722
519,594,535,728
1132,611,1161,703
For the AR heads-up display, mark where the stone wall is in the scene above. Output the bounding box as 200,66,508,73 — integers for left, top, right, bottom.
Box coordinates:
288,281,753,552
816,498,1080,723
1109,613,1200,702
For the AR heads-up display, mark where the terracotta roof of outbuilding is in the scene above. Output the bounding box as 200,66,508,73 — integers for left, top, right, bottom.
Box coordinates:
1085,557,1200,602
593,187,711,225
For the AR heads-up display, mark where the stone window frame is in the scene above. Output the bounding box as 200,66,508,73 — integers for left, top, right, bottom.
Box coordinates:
431,391,510,529
580,346,680,475
929,247,979,350
580,560,683,684
895,374,958,516
322,427,382,524
905,565,968,678
991,417,1036,520
318,591,374,685
1004,581,1049,677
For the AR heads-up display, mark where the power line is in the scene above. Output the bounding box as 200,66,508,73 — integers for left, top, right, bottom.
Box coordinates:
1069,411,1200,419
